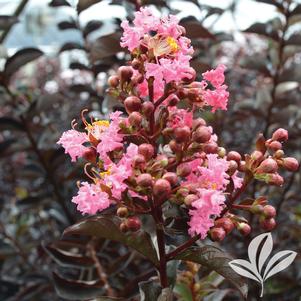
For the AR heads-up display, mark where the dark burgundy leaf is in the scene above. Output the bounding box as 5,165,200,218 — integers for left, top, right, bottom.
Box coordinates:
0,15,18,30
49,0,71,7
179,20,215,39
77,0,103,13
4,48,43,81
58,20,78,30
83,20,103,38
286,33,301,46
243,22,279,41
70,62,91,71
0,117,24,131
290,4,301,16
63,216,159,266
60,42,85,52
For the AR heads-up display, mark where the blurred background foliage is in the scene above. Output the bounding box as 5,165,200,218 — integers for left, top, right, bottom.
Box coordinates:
0,0,300,300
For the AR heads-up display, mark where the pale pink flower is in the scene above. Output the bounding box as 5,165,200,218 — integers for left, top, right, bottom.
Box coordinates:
198,154,230,190
202,64,226,88
188,189,225,238
57,129,88,162
202,85,229,112
96,111,124,167
167,107,193,129
232,171,243,189
72,182,111,215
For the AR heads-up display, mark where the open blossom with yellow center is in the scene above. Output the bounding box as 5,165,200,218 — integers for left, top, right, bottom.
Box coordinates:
146,35,179,57
86,120,110,142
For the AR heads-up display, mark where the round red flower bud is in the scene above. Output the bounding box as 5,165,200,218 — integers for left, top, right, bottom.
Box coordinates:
138,144,154,160
272,128,288,142
153,179,171,198
256,158,278,174
108,75,120,88
203,142,218,154
133,154,146,168
183,194,197,206
129,112,142,127
237,223,251,236
117,207,129,218
163,172,178,186
210,227,226,241
274,150,284,159
131,58,140,70
260,218,276,231
263,205,276,218
83,147,97,163
162,127,174,136
124,96,142,113
228,160,238,175
174,126,191,143
238,161,247,172
214,218,234,234
169,140,182,153
177,164,192,177
137,173,153,187
182,68,196,84
192,126,211,143
118,66,133,83
120,222,129,233
251,150,264,162
251,204,264,214
268,141,282,151
227,151,241,163
283,157,299,172
126,216,141,232
141,101,154,117
268,173,284,186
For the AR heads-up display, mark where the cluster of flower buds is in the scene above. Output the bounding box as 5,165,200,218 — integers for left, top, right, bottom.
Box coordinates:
57,7,299,243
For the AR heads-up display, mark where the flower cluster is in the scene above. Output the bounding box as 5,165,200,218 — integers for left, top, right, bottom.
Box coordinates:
58,8,298,241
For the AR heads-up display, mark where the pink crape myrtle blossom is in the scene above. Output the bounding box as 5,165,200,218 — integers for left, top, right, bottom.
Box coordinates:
57,129,88,162
188,189,226,238
202,64,226,88
72,182,111,215
96,111,124,167
167,107,193,129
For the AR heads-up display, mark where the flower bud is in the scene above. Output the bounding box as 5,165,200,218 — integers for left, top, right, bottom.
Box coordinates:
228,160,238,175
133,154,146,168
256,158,278,174
124,96,142,113
126,216,141,232
184,194,198,206
174,126,191,143
251,204,264,214
156,154,168,167
118,66,133,83
282,157,299,171
268,173,284,186
203,142,218,154
214,218,234,234
218,147,226,158
177,163,191,177
210,227,226,241
131,58,140,70
260,218,276,231
192,118,206,130
141,101,154,117
238,161,247,172
274,150,284,159
227,151,241,163
153,179,171,198
272,128,288,142
83,147,97,163
251,150,264,162
263,205,276,218
176,187,190,198
169,140,182,153
165,94,180,106
237,223,251,236
162,127,174,136
108,75,119,88
192,126,211,143
117,207,129,218
163,172,178,186
138,144,154,160
120,222,128,233
137,173,153,187
182,68,196,84
129,112,142,127
268,141,282,151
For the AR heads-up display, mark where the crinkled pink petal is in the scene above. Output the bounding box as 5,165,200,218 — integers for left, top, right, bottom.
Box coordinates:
72,182,111,215
202,64,226,88
57,129,89,162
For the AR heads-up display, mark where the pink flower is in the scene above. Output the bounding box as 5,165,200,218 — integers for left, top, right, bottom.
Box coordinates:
202,85,229,112
202,64,226,88
168,107,193,129
188,189,225,238
103,143,138,199
57,129,88,162
232,171,243,189
198,154,230,190
72,182,111,215
96,111,124,167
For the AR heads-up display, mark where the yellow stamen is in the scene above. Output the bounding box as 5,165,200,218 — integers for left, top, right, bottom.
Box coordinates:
100,169,111,178
166,37,179,52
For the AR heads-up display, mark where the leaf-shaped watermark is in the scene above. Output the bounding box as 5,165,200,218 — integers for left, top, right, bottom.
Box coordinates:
229,232,297,297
